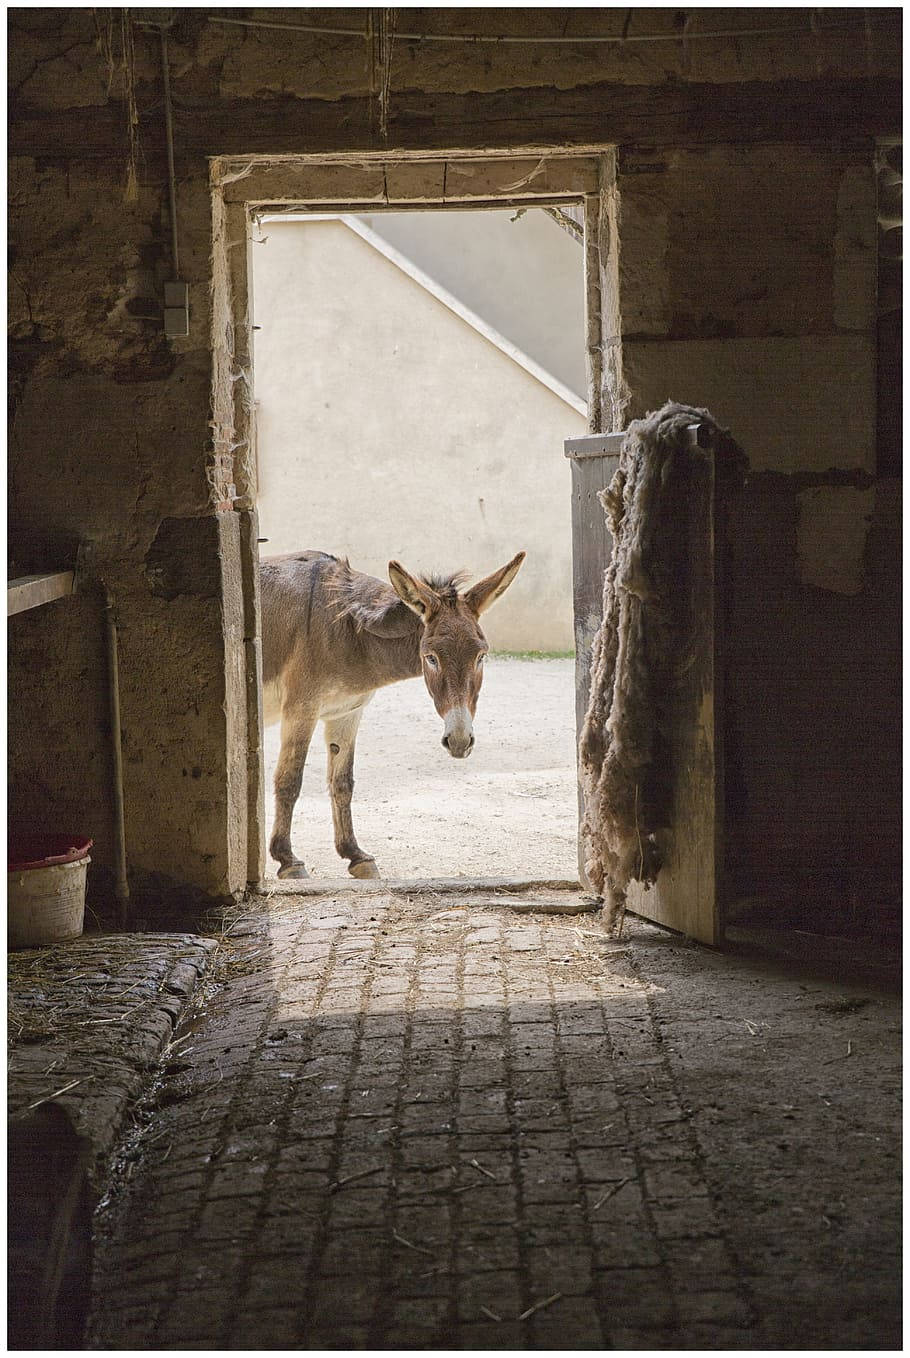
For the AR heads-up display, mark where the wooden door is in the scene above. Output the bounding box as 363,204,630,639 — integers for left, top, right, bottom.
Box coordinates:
564,432,723,945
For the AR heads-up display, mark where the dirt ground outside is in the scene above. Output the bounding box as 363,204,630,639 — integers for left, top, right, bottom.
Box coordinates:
263,657,578,882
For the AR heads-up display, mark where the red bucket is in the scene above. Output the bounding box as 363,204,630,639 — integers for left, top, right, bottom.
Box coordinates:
9,834,93,873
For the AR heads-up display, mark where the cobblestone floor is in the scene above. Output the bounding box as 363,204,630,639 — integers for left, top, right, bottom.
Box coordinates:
89,892,901,1350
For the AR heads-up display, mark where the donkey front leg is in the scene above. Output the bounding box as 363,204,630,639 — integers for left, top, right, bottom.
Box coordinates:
270,706,317,879
324,708,380,879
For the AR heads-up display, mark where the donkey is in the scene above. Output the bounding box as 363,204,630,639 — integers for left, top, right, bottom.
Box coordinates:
260,549,525,879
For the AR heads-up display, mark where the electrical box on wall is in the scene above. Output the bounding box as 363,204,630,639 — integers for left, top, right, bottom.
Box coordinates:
164,281,189,337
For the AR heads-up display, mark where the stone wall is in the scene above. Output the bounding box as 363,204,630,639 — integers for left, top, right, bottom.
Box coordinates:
607,139,900,899
8,8,901,906
723,477,902,897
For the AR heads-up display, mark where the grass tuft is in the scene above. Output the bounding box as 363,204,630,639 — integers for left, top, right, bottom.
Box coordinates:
491,650,575,660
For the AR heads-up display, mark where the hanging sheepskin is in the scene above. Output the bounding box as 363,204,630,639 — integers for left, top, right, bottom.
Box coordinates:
579,401,746,932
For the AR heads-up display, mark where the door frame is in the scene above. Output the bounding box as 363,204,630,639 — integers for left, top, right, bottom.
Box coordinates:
209,148,619,887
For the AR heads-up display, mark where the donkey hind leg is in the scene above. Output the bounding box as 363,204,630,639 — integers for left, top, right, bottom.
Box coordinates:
270,706,317,879
324,707,380,880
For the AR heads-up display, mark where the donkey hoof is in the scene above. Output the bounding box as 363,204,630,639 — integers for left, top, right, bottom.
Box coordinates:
349,858,380,880
277,862,309,880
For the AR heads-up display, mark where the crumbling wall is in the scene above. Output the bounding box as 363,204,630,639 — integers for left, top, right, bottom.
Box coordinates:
8,9,901,906
8,33,244,900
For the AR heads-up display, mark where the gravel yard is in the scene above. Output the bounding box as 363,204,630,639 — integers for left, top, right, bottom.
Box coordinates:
263,656,579,882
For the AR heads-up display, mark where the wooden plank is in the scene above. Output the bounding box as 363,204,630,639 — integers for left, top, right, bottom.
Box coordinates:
224,154,599,205
8,572,74,616
258,195,597,218
568,451,618,885
383,160,447,202
625,449,722,945
236,508,266,889
440,155,600,199
582,193,604,434
226,200,254,507
565,433,625,458
224,164,388,205
567,435,723,943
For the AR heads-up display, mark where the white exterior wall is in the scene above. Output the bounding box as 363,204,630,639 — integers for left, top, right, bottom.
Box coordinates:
359,209,587,399
252,219,586,651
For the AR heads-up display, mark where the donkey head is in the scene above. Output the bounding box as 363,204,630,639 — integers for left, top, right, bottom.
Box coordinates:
388,552,526,758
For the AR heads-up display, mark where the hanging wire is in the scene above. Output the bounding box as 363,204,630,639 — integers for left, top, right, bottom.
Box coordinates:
202,12,899,46
92,9,117,94
680,11,693,78
366,8,395,140
121,8,140,204
863,7,875,76
810,7,826,78
378,8,396,144
159,24,179,276
366,8,376,118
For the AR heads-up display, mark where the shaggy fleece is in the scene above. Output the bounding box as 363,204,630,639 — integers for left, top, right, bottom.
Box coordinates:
579,401,746,930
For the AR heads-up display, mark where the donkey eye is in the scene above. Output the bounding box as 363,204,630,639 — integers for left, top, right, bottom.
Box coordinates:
424,653,439,670
476,652,486,667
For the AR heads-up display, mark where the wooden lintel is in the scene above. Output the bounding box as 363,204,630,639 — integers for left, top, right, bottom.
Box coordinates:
8,572,75,617
223,155,600,204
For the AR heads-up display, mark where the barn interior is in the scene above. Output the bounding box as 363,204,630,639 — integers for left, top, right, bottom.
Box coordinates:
8,8,902,1350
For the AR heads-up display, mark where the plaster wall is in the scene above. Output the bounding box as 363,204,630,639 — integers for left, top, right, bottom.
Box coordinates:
7,8,901,904
253,220,584,652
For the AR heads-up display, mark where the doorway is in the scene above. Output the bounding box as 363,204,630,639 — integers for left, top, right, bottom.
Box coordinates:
251,205,586,879
210,150,611,888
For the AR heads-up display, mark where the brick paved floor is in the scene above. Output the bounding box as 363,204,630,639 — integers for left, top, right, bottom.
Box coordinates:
89,892,901,1350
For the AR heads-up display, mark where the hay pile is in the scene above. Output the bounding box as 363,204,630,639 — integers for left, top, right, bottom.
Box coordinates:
579,401,746,930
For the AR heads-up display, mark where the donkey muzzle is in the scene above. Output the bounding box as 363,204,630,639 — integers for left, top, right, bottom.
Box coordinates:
442,707,475,758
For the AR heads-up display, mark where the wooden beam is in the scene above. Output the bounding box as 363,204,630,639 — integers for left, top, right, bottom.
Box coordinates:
567,450,619,885
8,572,75,617
222,154,601,204
566,424,711,460
9,77,901,163
565,434,626,459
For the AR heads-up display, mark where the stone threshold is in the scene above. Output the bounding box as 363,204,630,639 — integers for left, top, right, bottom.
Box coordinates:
254,876,596,915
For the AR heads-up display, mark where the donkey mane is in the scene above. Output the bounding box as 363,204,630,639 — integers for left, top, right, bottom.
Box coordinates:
420,571,470,601
328,557,402,632
329,559,472,633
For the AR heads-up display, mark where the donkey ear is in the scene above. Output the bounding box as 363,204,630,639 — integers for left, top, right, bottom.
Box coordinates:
463,551,526,616
388,561,439,618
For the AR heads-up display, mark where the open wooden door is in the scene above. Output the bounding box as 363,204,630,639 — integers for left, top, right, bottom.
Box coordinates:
564,431,723,946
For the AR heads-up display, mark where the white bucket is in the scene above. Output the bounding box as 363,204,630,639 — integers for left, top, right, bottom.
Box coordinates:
8,855,90,949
